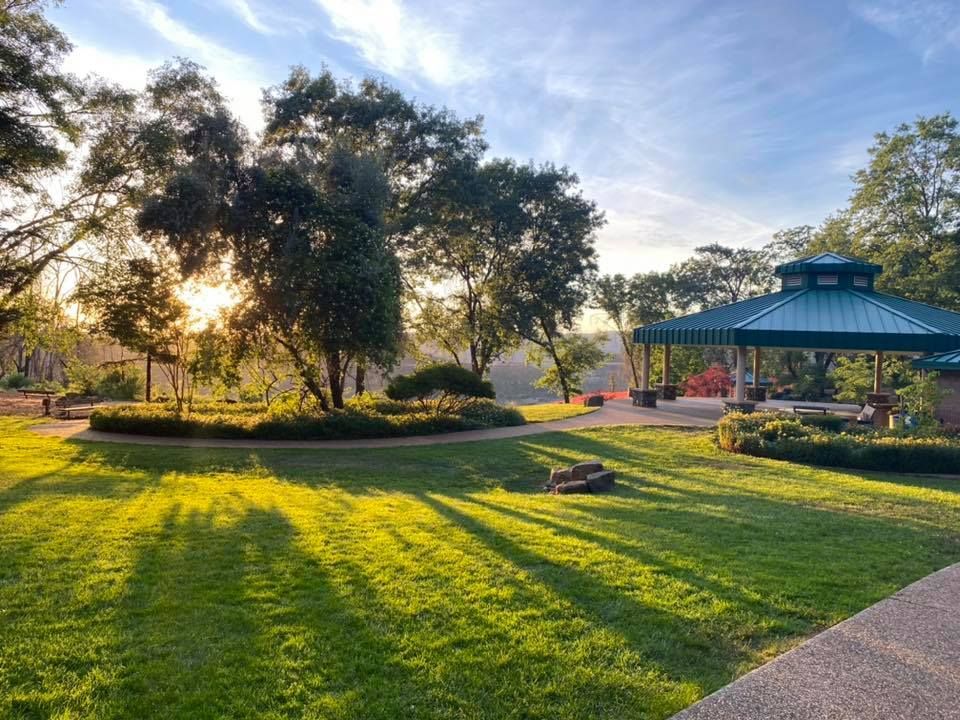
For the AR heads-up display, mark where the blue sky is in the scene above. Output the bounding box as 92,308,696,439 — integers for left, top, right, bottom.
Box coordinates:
54,0,960,275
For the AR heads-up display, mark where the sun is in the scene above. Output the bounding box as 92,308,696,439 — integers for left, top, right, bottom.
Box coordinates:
178,280,239,327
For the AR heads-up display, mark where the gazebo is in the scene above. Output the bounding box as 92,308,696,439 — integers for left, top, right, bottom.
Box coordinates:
632,252,960,414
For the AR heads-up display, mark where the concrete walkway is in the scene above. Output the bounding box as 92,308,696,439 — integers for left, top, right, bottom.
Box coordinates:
674,563,960,720
29,396,860,450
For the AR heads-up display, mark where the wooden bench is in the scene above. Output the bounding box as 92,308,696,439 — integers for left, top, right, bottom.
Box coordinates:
793,405,828,416
19,389,55,398
61,404,98,419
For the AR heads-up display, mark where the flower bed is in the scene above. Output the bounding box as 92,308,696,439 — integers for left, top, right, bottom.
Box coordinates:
717,411,960,474
90,398,525,441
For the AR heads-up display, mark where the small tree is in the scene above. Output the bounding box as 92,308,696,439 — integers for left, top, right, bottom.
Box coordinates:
681,365,732,397
386,363,495,414
899,372,951,424
528,334,609,401
74,255,190,409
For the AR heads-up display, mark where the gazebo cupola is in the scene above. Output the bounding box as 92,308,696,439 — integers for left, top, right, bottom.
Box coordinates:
775,252,882,292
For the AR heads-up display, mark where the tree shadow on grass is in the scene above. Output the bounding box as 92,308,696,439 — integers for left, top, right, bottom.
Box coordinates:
418,493,750,703
105,502,433,720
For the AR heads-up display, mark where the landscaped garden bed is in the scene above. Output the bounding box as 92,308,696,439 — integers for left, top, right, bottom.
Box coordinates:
718,411,960,474
90,397,526,440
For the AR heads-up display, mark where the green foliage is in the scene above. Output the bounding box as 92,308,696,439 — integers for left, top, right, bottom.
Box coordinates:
671,243,773,311
0,371,30,389
831,355,911,403
799,414,849,433
898,371,951,422
90,396,524,440
718,411,960,473
386,363,495,413
528,334,609,402
95,366,145,400
64,359,101,395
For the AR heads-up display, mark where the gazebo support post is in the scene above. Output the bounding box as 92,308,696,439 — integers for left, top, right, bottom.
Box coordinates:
747,347,765,401
874,351,883,393
632,343,657,408
723,345,755,414
656,344,677,400
735,346,747,402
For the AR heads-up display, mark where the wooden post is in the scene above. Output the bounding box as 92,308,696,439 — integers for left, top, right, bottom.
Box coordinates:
145,351,152,402
874,351,883,393
753,347,761,388
641,343,651,391
736,346,747,402
662,344,671,385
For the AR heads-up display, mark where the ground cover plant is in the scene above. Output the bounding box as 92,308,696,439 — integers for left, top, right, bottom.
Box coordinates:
2,418,959,719
718,412,960,474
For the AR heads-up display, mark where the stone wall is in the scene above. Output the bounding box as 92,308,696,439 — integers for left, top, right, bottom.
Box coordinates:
935,372,960,425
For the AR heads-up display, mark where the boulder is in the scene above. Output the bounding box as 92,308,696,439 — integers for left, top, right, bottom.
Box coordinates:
585,470,616,493
571,461,604,482
548,468,572,487
554,480,590,494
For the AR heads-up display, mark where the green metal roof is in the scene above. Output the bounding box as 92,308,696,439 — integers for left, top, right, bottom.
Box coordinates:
633,253,960,352
774,252,882,276
913,350,960,371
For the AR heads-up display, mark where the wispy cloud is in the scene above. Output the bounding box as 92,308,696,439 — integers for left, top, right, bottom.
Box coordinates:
311,0,484,87
850,0,960,62
217,0,277,35
124,0,269,128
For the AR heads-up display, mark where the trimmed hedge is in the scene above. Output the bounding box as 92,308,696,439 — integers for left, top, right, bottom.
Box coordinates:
90,399,524,441
718,412,960,474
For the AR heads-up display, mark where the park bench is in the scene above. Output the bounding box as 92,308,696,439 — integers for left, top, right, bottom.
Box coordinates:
51,395,104,419
19,389,56,398
793,405,828,415
60,404,98,419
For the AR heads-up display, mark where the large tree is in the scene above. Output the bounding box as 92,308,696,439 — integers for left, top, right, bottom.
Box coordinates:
0,3,219,329
671,243,773,311
494,162,605,403
849,114,960,308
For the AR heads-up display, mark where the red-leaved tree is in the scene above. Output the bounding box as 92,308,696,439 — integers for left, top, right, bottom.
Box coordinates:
681,365,732,397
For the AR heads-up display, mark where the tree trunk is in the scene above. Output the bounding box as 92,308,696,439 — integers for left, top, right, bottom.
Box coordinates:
621,330,640,387
355,360,366,395
145,352,152,402
326,353,345,409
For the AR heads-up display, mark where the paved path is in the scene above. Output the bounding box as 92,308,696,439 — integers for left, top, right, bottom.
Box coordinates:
674,563,960,720
29,396,860,450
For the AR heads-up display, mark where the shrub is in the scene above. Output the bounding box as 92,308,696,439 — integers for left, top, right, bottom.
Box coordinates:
0,372,31,389
798,414,849,433
95,367,145,400
90,395,525,441
386,364,495,413
65,360,101,395
717,411,960,474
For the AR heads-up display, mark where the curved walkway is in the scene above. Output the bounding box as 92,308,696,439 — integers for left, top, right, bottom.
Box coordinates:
29,396,860,449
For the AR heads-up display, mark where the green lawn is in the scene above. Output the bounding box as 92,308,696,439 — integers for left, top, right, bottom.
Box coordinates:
516,403,599,422
2,417,959,719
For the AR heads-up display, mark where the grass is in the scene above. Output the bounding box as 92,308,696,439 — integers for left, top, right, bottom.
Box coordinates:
1,417,959,719
516,402,599,422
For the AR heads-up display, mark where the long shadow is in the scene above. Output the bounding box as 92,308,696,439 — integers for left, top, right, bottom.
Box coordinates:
105,503,433,719
419,493,752,700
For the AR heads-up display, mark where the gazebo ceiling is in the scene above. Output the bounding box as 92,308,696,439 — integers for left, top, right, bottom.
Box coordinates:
633,253,960,353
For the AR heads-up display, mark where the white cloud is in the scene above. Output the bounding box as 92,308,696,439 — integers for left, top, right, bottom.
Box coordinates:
584,177,775,274
312,0,483,86
218,0,277,35
125,0,268,129
62,44,159,91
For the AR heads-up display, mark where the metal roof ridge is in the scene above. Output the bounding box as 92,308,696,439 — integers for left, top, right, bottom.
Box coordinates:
634,292,771,331
848,290,946,334
731,288,808,329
